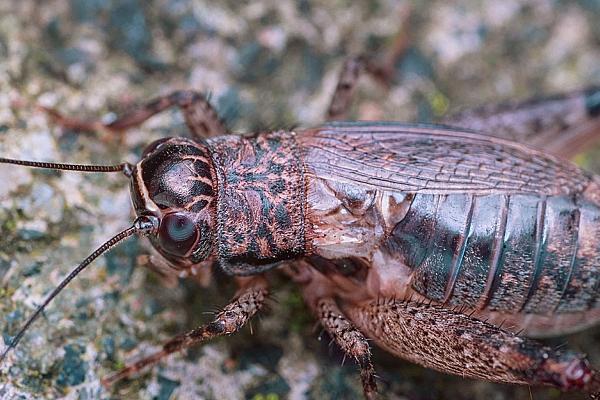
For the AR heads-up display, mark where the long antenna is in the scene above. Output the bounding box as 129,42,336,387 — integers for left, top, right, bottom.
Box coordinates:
0,215,159,363
0,157,132,176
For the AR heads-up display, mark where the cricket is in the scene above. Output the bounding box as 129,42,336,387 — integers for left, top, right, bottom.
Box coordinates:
1,46,600,399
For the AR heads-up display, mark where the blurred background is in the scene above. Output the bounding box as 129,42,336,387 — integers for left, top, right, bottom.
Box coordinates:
0,1,599,399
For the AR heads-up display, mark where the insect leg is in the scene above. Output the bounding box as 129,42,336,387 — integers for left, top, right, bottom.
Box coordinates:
316,297,378,400
326,11,411,121
326,57,369,121
344,300,600,393
101,276,267,386
41,90,227,139
442,86,600,158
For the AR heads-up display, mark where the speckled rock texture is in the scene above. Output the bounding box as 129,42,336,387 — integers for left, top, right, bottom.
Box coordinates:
0,1,599,399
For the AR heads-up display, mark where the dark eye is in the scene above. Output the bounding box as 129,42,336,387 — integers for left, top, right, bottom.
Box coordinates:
158,213,199,257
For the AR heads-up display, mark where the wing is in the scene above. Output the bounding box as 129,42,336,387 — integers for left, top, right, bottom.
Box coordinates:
296,122,593,195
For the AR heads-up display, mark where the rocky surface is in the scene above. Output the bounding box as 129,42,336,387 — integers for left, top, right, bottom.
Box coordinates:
0,1,599,399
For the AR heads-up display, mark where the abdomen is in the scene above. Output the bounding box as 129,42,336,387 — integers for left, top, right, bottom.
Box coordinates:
387,193,600,314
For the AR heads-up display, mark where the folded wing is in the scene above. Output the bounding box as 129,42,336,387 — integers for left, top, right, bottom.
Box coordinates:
297,122,592,196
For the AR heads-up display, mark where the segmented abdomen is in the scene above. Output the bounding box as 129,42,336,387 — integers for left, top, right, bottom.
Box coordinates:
387,193,600,314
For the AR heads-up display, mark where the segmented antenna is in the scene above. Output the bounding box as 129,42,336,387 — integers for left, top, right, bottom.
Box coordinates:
0,215,159,363
0,158,132,176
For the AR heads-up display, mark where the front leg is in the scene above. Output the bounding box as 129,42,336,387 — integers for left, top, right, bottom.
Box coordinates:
102,276,268,386
42,90,227,140
345,299,600,393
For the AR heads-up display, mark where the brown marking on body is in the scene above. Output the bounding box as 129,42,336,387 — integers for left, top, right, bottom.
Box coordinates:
207,131,309,272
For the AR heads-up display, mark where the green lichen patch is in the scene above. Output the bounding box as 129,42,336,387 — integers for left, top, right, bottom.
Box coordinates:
56,344,87,387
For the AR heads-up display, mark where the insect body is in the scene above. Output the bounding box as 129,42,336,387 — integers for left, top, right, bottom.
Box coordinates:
302,123,600,323
2,74,600,398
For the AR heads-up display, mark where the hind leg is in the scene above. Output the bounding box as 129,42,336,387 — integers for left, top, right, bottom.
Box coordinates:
344,299,600,394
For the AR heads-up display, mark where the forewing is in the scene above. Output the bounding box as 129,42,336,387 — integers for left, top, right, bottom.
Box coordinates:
297,122,592,195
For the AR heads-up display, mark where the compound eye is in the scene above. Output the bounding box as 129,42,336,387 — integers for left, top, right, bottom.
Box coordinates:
158,213,199,257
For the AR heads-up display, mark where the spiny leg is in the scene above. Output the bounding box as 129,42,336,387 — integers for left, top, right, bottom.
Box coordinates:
285,260,378,398
316,298,378,400
102,276,268,386
344,299,600,393
42,90,227,140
